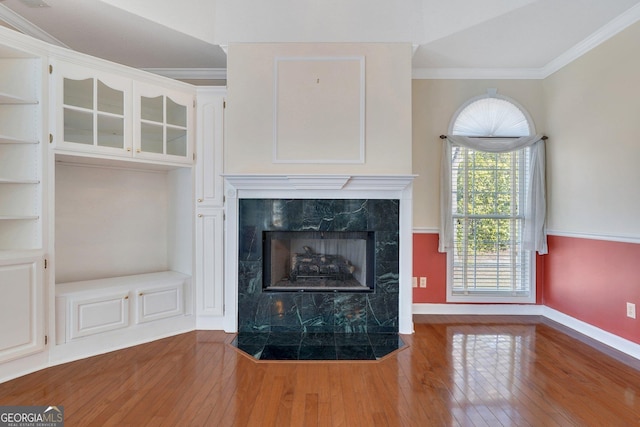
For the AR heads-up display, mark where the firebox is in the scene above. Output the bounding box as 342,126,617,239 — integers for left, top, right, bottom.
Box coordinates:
263,230,375,292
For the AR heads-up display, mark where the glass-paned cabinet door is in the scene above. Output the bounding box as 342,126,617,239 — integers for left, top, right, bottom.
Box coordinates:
134,82,194,164
53,60,131,156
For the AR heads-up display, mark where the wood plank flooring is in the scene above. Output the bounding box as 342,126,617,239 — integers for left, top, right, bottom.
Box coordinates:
1,315,640,426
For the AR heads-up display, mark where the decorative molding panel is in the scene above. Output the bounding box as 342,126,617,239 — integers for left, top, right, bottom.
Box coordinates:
273,56,365,164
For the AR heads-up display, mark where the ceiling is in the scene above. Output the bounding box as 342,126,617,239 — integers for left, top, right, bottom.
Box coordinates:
0,0,639,82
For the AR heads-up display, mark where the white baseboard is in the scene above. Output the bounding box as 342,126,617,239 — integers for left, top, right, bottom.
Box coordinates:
196,316,226,330
413,303,640,362
542,306,640,361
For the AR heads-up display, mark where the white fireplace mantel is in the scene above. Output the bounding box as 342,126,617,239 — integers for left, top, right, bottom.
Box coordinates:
222,174,417,192
221,174,416,334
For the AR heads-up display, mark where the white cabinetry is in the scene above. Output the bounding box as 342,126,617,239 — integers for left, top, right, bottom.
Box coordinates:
136,281,184,323
0,33,47,369
0,54,44,250
0,27,227,381
195,209,224,317
50,53,196,359
0,253,44,363
195,88,225,324
195,87,225,207
66,291,129,340
56,272,188,344
51,58,195,166
134,82,194,164
52,59,131,157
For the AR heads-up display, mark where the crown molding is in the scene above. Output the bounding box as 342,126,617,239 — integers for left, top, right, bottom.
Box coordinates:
541,2,640,78
0,4,68,48
141,68,227,80
412,3,640,80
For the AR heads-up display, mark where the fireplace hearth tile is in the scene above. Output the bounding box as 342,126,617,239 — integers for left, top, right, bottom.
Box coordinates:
336,345,376,360
366,294,399,333
231,332,404,361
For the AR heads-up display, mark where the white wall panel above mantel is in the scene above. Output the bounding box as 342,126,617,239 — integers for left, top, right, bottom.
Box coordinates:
225,43,412,175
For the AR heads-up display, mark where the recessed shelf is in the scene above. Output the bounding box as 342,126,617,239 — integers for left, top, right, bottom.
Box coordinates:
0,178,40,184
0,92,38,105
0,215,39,221
0,135,39,144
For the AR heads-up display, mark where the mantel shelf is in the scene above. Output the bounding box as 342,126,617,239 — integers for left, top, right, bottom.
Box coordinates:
223,174,417,192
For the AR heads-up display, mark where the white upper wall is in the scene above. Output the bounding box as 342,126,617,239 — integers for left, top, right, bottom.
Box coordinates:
225,43,413,175
544,20,640,240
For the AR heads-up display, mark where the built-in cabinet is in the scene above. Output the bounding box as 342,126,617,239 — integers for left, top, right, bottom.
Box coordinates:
0,253,44,363
52,58,194,166
134,82,193,164
53,59,131,157
0,27,226,382
56,272,188,343
0,54,43,251
195,88,225,321
49,53,197,359
0,37,47,367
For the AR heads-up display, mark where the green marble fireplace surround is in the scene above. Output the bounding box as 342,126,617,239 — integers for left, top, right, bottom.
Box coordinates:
222,174,415,337
238,198,399,333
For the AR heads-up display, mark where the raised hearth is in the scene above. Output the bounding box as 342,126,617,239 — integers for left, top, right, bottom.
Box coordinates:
232,332,404,361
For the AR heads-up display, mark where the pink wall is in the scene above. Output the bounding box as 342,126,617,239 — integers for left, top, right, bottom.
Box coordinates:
544,235,640,345
412,232,640,345
412,232,543,305
412,233,447,303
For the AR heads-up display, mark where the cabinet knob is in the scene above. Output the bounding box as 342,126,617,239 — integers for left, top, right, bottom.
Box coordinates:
136,149,141,153
197,198,203,203
124,295,128,300
198,214,203,218
126,147,131,152
139,292,144,296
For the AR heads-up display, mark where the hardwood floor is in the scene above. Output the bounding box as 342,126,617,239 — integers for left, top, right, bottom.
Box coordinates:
1,316,640,426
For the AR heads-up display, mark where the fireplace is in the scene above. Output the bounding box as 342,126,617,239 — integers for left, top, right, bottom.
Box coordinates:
237,198,400,333
263,230,375,292
222,174,415,335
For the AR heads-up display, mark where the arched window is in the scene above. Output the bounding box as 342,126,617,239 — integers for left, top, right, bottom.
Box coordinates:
451,94,533,137
441,90,545,303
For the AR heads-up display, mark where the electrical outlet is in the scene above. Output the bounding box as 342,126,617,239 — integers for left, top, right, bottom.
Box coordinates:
412,277,417,288
419,277,427,288
627,302,636,319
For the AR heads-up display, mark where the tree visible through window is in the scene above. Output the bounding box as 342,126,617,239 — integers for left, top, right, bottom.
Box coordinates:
447,94,535,301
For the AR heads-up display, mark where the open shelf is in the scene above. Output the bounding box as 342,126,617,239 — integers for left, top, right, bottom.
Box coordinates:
0,178,40,184
0,215,39,220
0,135,39,145
0,55,43,253
0,92,38,105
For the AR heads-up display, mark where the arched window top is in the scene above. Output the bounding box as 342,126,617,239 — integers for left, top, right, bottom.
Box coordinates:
449,90,535,137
